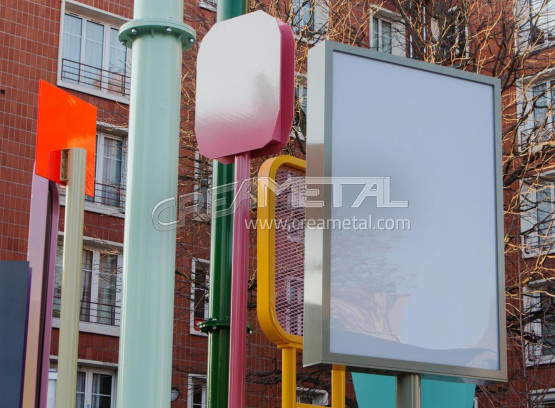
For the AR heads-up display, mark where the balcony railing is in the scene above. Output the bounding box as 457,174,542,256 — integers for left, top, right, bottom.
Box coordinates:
53,297,121,327
61,58,131,97
85,181,126,212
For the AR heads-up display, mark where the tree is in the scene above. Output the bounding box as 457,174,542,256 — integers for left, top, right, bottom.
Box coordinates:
174,0,555,407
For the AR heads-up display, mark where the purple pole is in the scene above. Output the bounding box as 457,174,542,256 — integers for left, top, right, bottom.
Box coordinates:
228,152,251,408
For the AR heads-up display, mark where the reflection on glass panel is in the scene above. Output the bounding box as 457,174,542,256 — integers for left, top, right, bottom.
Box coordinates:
92,373,112,408
62,14,82,84
83,21,104,88
101,137,123,207
97,254,117,325
76,372,86,408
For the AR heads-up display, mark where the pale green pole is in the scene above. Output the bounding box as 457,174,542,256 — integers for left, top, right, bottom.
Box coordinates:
117,2,195,407
56,148,87,408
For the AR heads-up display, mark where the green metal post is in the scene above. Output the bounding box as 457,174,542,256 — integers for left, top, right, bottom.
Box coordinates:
116,1,195,407
201,3,250,408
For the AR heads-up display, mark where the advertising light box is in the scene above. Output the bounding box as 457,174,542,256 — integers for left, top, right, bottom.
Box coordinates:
303,41,506,382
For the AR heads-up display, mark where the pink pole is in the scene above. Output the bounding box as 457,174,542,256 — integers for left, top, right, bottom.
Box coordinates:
228,151,251,408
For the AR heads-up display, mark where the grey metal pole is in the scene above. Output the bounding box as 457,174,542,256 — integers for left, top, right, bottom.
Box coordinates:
116,2,195,407
55,148,86,408
396,374,421,408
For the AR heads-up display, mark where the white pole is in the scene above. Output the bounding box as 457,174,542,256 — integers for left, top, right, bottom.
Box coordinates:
55,148,86,408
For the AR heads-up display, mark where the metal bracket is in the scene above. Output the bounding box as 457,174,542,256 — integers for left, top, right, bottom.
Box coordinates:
198,318,230,333
119,18,196,50
198,318,253,334
60,149,69,182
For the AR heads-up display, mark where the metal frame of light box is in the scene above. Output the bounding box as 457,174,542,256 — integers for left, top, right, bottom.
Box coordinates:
303,40,507,384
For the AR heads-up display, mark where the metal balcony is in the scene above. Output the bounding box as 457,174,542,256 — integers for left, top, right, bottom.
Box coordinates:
61,58,131,97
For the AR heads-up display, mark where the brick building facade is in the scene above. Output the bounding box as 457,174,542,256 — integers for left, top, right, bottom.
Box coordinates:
4,0,555,407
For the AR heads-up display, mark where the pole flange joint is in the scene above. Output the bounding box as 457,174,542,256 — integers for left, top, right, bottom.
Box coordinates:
119,18,196,50
198,318,230,333
198,318,253,334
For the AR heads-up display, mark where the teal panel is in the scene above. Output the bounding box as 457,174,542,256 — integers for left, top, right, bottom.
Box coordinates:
353,373,475,408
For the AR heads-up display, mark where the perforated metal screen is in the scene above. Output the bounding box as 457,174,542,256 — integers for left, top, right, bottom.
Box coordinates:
273,165,306,337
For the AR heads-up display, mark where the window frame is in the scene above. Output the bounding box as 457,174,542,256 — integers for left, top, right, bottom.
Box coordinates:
47,365,117,408
88,132,127,212
370,7,406,57
293,75,308,141
435,6,468,61
190,258,210,336
193,151,212,222
57,0,131,103
59,127,128,217
52,236,123,337
524,280,555,366
187,374,207,408
519,77,555,149
520,175,555,257
519,0,555,49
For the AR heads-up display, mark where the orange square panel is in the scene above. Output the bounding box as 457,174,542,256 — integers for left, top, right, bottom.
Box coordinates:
35,80,97,196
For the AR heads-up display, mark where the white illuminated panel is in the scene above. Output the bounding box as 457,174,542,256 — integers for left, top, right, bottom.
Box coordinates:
304,42,505,382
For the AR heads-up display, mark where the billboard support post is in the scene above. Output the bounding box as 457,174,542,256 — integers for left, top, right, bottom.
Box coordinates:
55,148,86,408
396,374,421,408
228,151,251,408
199,1,250,405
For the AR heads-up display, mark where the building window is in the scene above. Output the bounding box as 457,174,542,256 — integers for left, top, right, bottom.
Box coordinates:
59,132,127,214
437,7,467,60
47,367,116,408
59,6,130,102
372,16,393,53
293,0,315,32
520,80,555,148
370,8,405,57
296,388,328,406
187,375,207,408
525,281,555,364
521,178,555,256
293,82,307,141
521,0,555,46
190,259,209,335
85,133,126,210
194,151,212,221
54,242,122,328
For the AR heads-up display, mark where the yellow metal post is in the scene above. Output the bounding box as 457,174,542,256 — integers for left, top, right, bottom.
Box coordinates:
282,347,297,408
331,365,346,408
